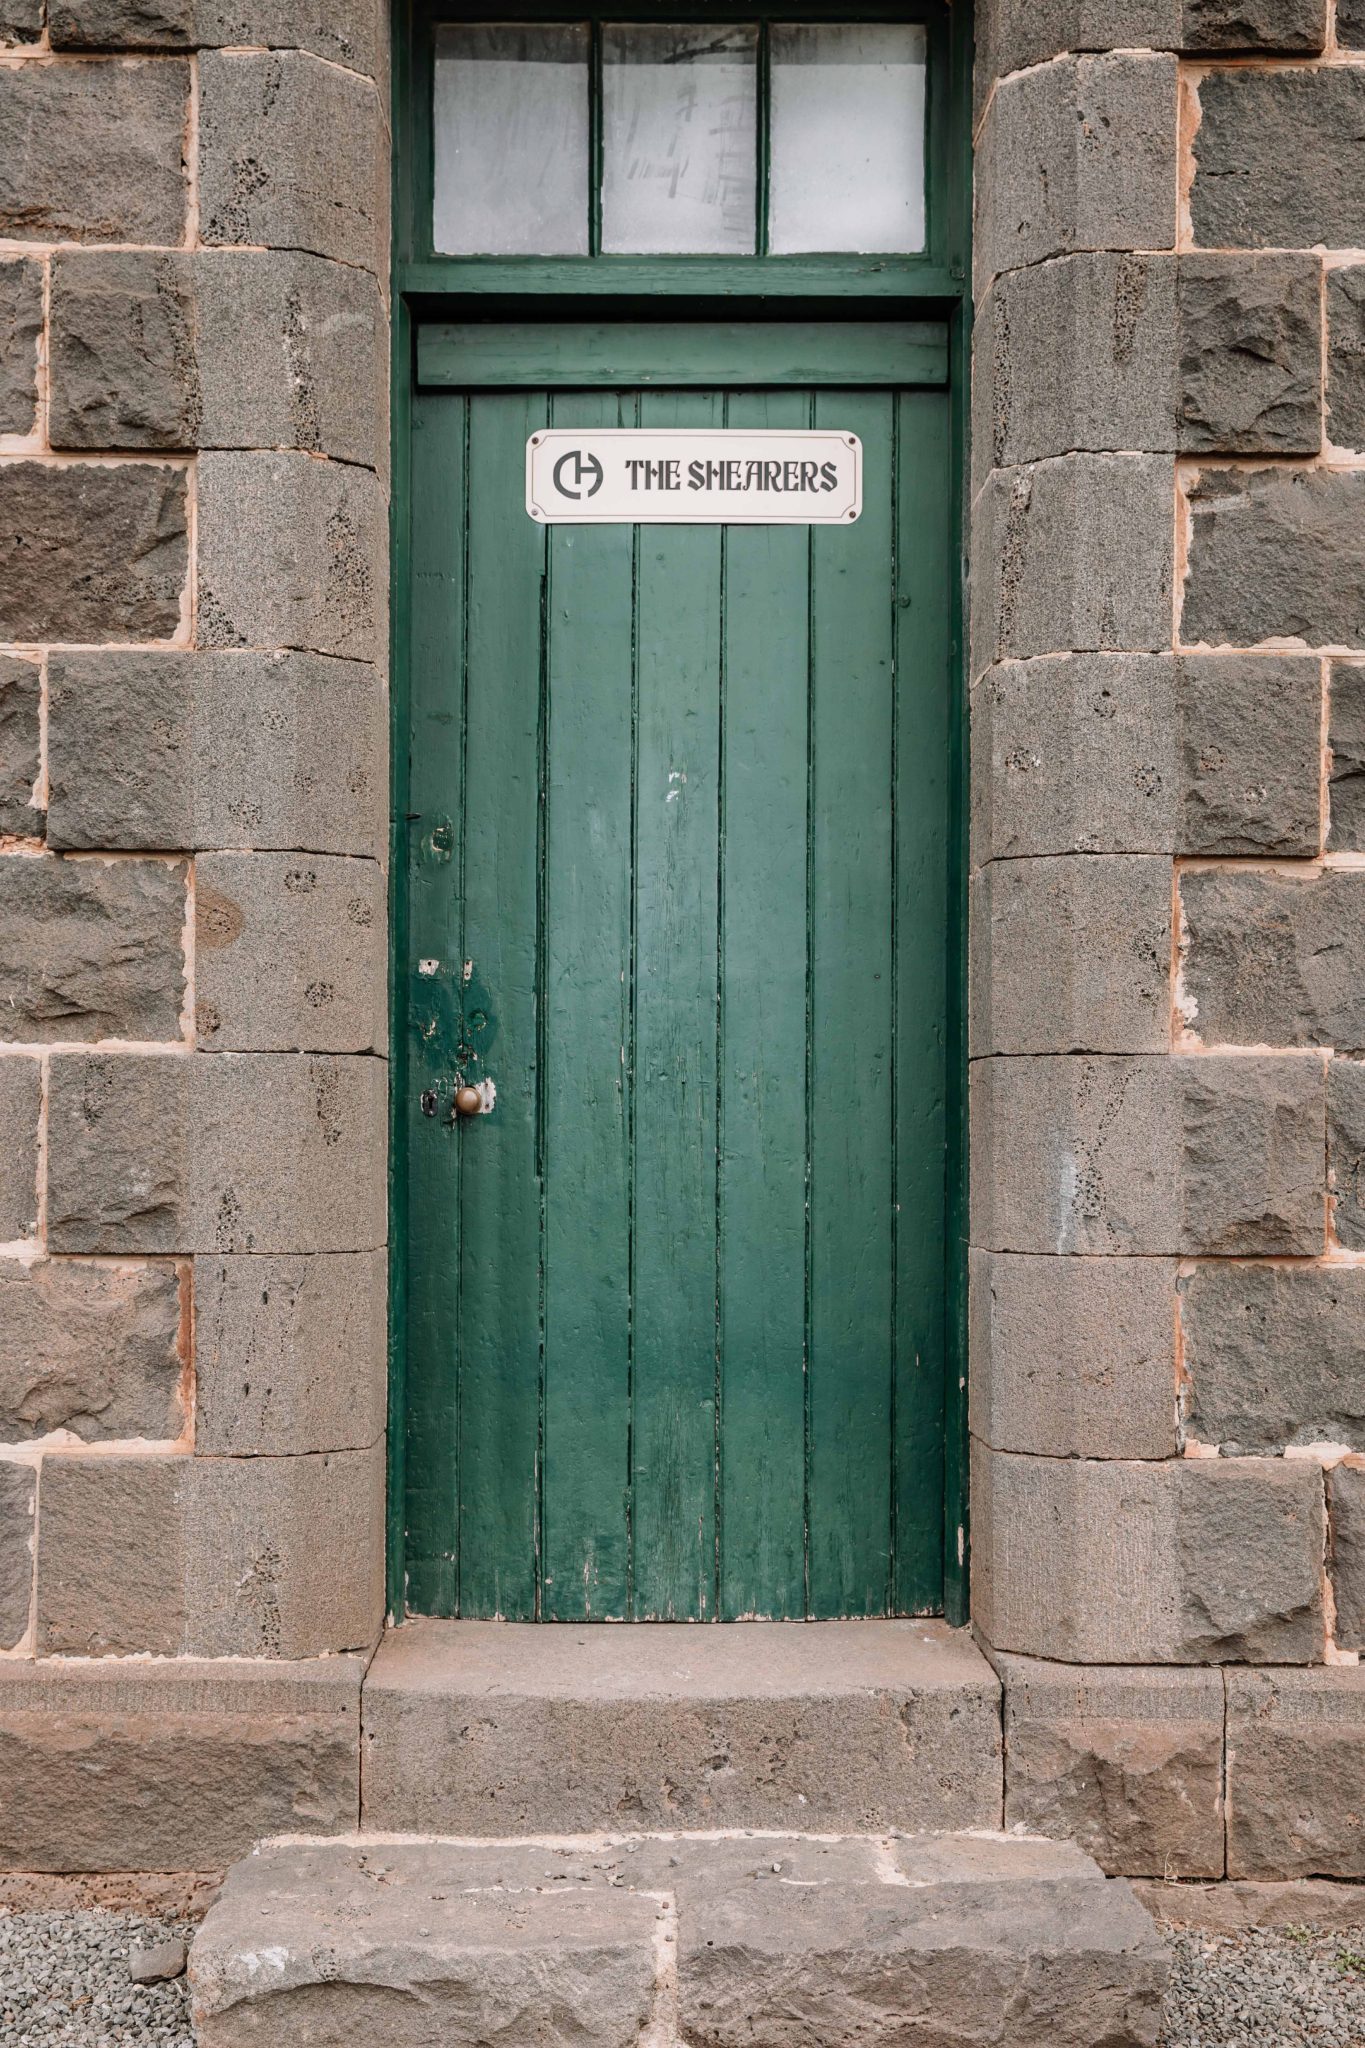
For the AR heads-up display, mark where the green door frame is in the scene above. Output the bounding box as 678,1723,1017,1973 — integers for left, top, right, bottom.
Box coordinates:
387,0,975,1624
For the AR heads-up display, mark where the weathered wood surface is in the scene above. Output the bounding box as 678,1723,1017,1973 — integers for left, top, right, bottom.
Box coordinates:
404,362,951,1619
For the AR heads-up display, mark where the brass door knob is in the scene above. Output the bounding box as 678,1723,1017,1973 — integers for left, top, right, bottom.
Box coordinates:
455,1084,483,1117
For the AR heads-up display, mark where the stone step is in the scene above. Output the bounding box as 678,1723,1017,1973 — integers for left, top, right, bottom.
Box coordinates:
189,1829,1168,2047
361,1618,1004,1836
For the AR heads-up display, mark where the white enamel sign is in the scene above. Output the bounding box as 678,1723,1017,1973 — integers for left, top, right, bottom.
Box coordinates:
526,428,862,526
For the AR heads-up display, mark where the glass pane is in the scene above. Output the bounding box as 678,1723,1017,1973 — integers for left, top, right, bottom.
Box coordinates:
433,23,589,256
769,23,927,255
602,24,757,256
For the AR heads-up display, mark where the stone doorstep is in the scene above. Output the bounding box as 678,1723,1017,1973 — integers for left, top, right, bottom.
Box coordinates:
360,1619,1004,1837
0,1656,365,1874
1134,1878,1365,1933
189,1830,1168,2048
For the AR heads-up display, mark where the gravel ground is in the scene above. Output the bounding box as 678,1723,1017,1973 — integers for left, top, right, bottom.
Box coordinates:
0,1912,193,2045
2,1908,1365,2044
1160,1925,1365,2047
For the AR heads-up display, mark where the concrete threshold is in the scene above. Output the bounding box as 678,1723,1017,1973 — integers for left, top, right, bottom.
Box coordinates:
189,1828,1168,2047
361,1618,1004,1836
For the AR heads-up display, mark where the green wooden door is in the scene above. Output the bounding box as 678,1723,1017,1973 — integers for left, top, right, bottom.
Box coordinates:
403,323,953,1621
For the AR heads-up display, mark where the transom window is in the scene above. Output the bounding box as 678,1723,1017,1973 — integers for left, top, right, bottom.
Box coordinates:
433,20,928,258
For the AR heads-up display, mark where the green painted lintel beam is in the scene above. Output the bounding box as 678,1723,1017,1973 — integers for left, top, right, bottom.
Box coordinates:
417,321,948,390
399,257,964,304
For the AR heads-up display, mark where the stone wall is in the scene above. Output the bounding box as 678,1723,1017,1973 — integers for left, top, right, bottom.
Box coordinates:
0,0,388,1862
6,0,1365,1891
973,0,1365,1880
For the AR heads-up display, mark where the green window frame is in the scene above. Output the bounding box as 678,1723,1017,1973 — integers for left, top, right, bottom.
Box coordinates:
395,0,970,295
387,0,975,1624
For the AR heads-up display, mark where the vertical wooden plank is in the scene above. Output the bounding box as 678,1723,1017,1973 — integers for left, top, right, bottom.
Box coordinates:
540,388,636,1619
893,387,951,1614
717,387,809,1620
456,391,547,1618
807,388,896,1617
403,390,466,1616
387,287,415,1621
631,388,722,1621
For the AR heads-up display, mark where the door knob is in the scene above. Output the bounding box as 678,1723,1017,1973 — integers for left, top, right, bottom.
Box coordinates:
455,1085,483,1117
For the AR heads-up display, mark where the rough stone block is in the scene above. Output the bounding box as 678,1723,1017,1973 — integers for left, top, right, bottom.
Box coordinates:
1174,1054,1327,1256
49,251,195,450
1192,68,1365,251
1328,1462,1365,1650
0,2,42,43
0,257,41,435
1183,1263,1365,1455
1135,1875,1365,1931
1328,268,1365,456
0,1058,40,1246
976,250,1324,470
1183,0,1326,47
679,1844,1166,2048
193,252,387,471
47,651,385,859
1328,1058,1365,1250
976,5,1180,99
194,1250,385,1456
362,1619,1003,1836
49,250,387,470
974,656,1174,859
46,1051,387,1255
35,1454,185,1656
191,1839,661,2048
971,1053,1326,1256
0,57,188,244
0,463,187,645
0,855,186,1044
0,658,40,840
196,852,385,1054
972,456,1175,674
0,1461,33,1651
971,854,1170,1055
183,1444,385,1657
1227,1667,1365,1879
1177,254,1322,455
1330,662,1365,851
976,55,1179,284
1174,655,1323,857
1183,468,1365,652
199,51,385,271
48,0,196,43
218,0,384,74
972,653,1321,861
974,255,1178,473
37,1443,384,1657
976,2,1326,73
1183,868,1365,1050
1341,0,1365,47
197,453,386,666
969,1249,1178,1459
0,1257,183,1444
973,1443,1325,1663
981,0,1327,64
0,1656,361,1872
48,0,383,72
995,1655,1225,1877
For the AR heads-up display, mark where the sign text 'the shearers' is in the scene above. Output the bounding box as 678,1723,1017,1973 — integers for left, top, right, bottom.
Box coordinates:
527,429,862,526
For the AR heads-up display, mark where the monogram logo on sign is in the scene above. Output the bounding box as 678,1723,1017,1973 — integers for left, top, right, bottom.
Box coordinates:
552,449,605,500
